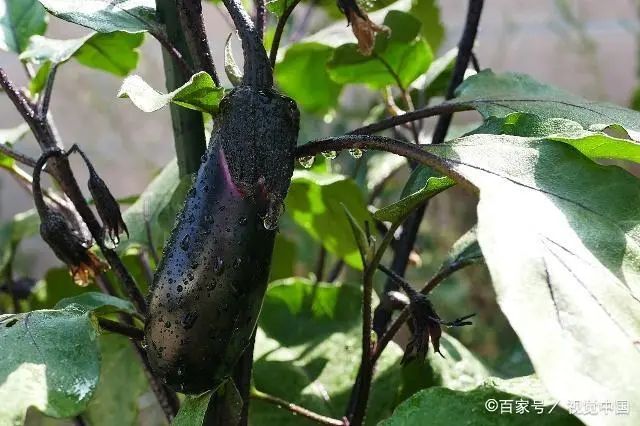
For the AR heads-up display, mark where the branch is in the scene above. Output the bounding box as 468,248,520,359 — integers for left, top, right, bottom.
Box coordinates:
0,143,39,169
179,0,220,85
0,67,34,122
347,101,474,135
269,0,303,67
37,63,59,120
97,317,144,340
431,0,484,145
251,389,346,426
150,30,193,77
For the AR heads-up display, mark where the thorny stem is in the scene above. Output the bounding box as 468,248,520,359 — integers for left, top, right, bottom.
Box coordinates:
269,0,303,67
179,0,220,85
251,389,346,426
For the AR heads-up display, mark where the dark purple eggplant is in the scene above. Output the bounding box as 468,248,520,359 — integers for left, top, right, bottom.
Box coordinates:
144,2,300,394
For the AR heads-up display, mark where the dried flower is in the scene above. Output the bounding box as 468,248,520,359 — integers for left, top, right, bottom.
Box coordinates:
88,169,129,245
337,0,391,55
39,209,107,286
403,292,475,363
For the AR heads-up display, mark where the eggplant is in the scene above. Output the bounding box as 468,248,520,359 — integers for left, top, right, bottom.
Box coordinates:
144,72,299,391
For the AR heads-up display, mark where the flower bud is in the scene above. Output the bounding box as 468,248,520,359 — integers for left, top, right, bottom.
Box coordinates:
88,169,128,245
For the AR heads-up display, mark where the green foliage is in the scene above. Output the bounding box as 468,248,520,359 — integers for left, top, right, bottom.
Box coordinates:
20,32,144,77
37,0,160,34
421,135,640,424
275,0,440,113
0,210,39,278
172,393,211,426
0,294,134,425
84,334,149,426
382,377,582,426
327,11,433,89
118,72,224,113
0,0,47,53
285,170,372,270
437,225,483,274
252,278,404,425
374,166,455,223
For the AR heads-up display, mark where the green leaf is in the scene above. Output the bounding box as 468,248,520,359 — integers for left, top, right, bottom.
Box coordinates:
399,332,491,402
456,70,640,141
275,43,343,114
472,112,640,165
29,61,51,95
269,234,297,282
54,292,137,317
84,334,150,426
266,0,294,17
437,225,483,275
327,11,433,89
252,278,404,425
422,134,640,425
381,377,581,426
374,166,454,223
28,267,99,311
118,159,190,256
118,71,224,113
285,171,372,270
172,392,211,426
0,306,101,424
20,32,144,76
0,0,47,53
410,0,443,52
0,123,30,169
275,0,435,113
38,0,160,34
342,203,368,264
0,210,40,277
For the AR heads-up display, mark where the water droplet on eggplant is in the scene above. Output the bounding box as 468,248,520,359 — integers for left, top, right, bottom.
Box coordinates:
298,156,315,168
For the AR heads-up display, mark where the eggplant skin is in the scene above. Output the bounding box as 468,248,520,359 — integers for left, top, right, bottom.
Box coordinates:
145,87,299,394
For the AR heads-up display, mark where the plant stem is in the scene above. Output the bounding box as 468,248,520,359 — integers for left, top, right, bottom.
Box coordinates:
269,0,303,67
255,0,266,37
347,101,475,135
0,143,39,168
156,0,207,176
251,389,345,426
179,0,221,85
368,0,484,351
97,318,145,340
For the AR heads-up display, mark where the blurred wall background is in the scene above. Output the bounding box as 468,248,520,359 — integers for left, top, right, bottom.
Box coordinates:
1,0,638,277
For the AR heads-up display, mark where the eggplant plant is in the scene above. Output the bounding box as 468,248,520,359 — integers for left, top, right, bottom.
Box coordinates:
1,0,639,425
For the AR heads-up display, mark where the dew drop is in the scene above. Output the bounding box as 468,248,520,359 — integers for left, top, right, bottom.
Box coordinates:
201,154,207,163
321,150,337,160
164,321,171,329
180,234,190,251
298,156,315,168
176,285,183,293
349,148,363,159
183,312,198,329
239,217,247,225
177,367,184,376
263,200,284,230
234,257,242,268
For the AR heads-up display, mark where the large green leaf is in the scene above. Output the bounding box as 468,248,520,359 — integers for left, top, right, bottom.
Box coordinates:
37,0,160,34
118,159,190,256
118,71,224,113
252,278,404,425
0,0,47,53
284,171,372,270
0,307,96,424
456,70,640,140
472,112,640,164
84,334,150,426
381,376,581,426
20,32,144,76
327,11,433,90
421,135,640,425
